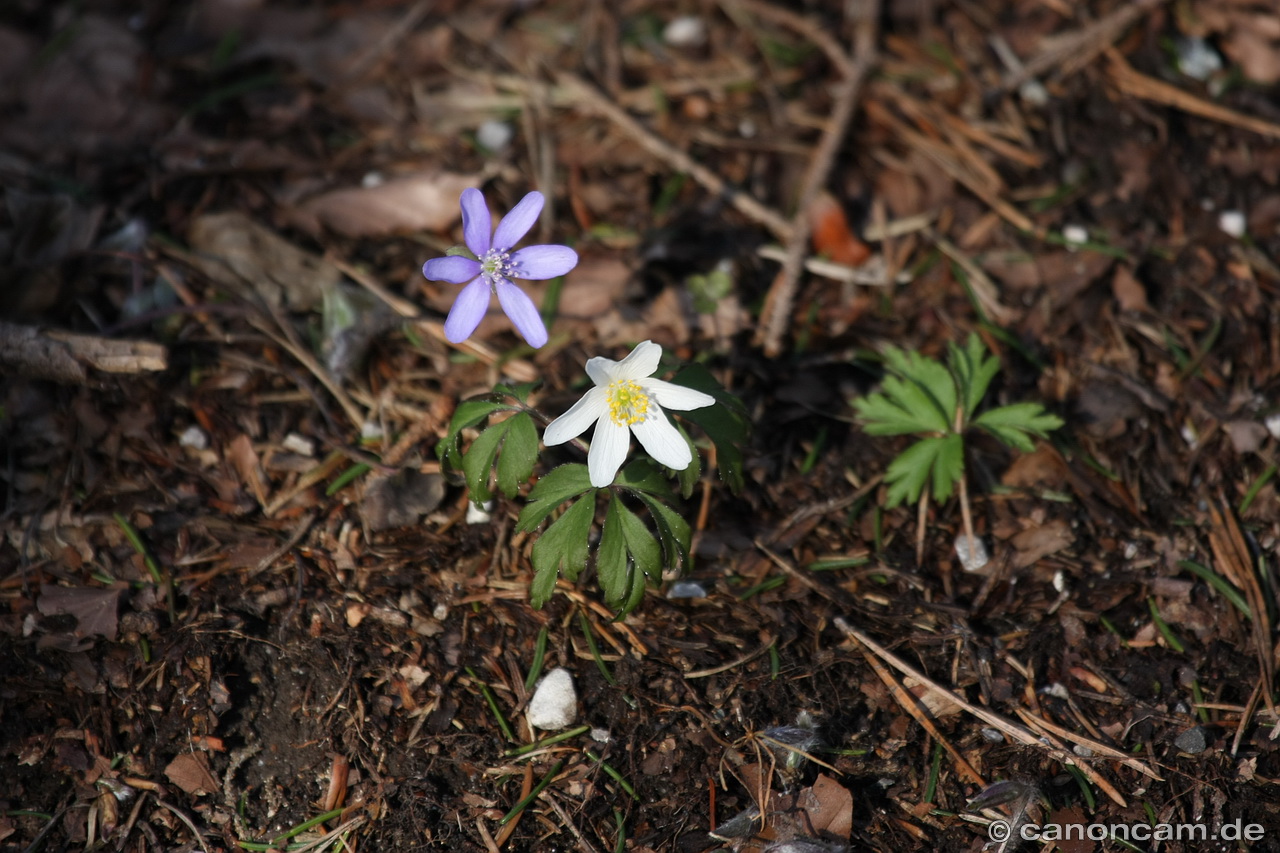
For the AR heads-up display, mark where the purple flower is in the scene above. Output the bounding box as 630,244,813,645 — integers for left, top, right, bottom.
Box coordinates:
422,188,578,348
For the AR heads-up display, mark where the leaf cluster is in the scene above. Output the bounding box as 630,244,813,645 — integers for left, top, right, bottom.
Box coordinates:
516,461,690,614
435,383,539,503
852,334,1063,507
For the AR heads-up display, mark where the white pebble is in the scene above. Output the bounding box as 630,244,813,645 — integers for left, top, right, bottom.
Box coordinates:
466,500,493,524
179,425,208,450
955,532,989,572
1266,412,1280,439
663,15,706,48
1218,210,1246,238
1062,224,1089,246
282,432,315,456
477,120,513,153
527,668,577,730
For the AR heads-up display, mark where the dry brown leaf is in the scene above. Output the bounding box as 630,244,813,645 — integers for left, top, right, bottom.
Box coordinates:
37,585,123,641
1011,518,1074,568
800,774,854,839
288,171,478,239
163,752,219,796
227,434,269,509
188,212,340,311
1111,265,1150,313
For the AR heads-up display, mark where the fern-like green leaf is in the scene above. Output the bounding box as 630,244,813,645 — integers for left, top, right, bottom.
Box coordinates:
883,434,964,507
972,403,1063,451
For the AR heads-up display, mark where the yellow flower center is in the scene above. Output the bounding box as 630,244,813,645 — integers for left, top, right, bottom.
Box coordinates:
606,379,650,427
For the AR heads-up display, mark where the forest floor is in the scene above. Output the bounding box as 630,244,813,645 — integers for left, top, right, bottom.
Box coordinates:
4,0,1280,851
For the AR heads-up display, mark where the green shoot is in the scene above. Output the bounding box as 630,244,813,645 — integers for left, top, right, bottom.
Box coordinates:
853,333,1062,563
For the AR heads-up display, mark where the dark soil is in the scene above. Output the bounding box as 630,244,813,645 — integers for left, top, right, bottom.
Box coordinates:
5,0,1280,851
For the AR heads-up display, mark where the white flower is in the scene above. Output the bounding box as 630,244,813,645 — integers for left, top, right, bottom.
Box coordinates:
543,341,716,488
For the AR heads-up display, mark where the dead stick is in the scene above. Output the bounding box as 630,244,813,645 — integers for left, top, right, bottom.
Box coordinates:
556,72,793,241
757,1,880,357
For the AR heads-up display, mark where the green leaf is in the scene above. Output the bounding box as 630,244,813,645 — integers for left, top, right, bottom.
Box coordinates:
436,399,508,467
616,498,661,614
597,495,630,607
529,496,595,608
884,434,964,507
461,419,507,503
495,412,537,498
670,365,751,494
494,382,538,404
673,422,700,499
516,464,596,532
616,458,675,500
881,346,957,430
635,492,691,571
973,403,1064,451
853,389,947,436
948,333,1000,423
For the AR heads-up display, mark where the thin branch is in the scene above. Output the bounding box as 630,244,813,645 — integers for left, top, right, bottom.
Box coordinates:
756,0,881,356
556,72,793,240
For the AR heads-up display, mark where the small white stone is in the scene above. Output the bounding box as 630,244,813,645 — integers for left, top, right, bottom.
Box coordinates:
590,727,611,743
955,532,989,572
361,421,384,440
1176,36,1222,82
663,15,706,48
466,500,493,524
361,171,384,189
1062,224,1089,246
527,668,577,730
179,425,208,450
1218,210,1246,238
477,119,513,153
282,432,314,456
1266,412,1280,439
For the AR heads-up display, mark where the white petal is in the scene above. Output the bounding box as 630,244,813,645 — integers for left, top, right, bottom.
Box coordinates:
631,408,693,471
643,378,715,412
543,387,606,446
613,340,662,379
587,419,631,487
585,354,619,387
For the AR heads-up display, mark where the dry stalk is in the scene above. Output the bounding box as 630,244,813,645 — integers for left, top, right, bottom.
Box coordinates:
756,0,881,357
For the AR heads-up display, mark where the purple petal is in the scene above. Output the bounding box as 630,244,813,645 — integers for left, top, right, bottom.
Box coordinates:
494,279,548,348
443,278,491,343
511,245,578,280
491,191,544,249
460,188,492,256
423,255,481,284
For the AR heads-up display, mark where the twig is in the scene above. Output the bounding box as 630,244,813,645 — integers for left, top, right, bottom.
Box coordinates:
545,794,605,853
833,618,1163,807
1106,49,1280,143
994,0,1168,94
757,0,880,356
555,72,793,240
721,0,854,77
0,321,167,384
859,642,986,788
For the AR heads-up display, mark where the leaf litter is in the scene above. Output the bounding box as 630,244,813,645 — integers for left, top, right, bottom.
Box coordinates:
3,0,1280,851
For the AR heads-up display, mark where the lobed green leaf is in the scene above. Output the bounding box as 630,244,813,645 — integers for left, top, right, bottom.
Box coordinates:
529,497,595,608
948,333,1000,423
883,434,964,507
670,365,751,495
972,403,1064,451
516,464,596,532
495,412,538,498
